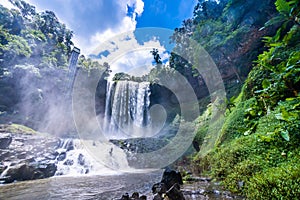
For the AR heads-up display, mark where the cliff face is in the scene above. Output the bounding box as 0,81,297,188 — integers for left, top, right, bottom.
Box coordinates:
209,0,278,80
170,0,278,100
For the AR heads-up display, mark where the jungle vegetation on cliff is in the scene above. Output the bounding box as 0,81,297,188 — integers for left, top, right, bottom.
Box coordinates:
189,0,300,199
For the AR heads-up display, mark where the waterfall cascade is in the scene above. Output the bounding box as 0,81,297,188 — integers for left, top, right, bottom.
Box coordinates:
55,139,129,176
56,81,153,175
103,81,151,139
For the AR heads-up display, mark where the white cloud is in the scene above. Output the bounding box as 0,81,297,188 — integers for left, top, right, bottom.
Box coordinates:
85,0,144,54
89,16,136,51
1,0,15,9
24,0,144,54
112,50,153,77
134,0,144,16
90,31,168,76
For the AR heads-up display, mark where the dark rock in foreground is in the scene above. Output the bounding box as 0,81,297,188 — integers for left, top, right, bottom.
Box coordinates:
116,192,147,200
152,169,185,200
0,161,57,183
161,168,183,190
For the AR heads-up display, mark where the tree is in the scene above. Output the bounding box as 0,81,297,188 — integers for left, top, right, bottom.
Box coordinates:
150,48,162,65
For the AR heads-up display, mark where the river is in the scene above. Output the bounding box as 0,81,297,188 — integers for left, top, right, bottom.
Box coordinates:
0,170,162,200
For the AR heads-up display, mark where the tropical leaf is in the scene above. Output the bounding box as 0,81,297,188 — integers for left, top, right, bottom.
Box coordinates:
280,130,290,141
275,0,291,15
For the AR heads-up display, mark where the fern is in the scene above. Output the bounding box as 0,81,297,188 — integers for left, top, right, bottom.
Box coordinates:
275,0,292,15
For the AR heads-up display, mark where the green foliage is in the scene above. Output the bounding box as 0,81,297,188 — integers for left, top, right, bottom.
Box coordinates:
217,99,250,143
194,104,300,196
192,2,300,198
275,0,298,17
0,0,74,70
246,156,300,199
242,0,300,120
112,72,132,81
194,104,212,146
0,0,79,126
0,29,32,58
169,0,276,109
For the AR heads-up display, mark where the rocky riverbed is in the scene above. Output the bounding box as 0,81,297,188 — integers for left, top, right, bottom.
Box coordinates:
0,124,60,183
0,123,243,199
114,169,244,200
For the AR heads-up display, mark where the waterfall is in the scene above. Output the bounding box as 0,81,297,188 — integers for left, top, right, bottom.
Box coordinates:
55,81,152,175
103,81,151,139
55,139,129,176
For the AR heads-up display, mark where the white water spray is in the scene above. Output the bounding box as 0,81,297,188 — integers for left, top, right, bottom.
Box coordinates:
55,139,130,176
103,81,151,139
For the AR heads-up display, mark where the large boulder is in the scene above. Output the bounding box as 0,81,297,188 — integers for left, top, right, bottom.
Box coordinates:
0,163,33,183
0,161,57,183
161,168,183,190
152,169,185,200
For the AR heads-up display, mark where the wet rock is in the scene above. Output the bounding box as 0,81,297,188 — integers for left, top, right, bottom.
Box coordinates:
63,159,74,166
139,196,147,200
57,152,66,161
131,192,139,199
0,164,7,174
166,183,185,200
36,161,57,178
44,152,56,160
153,193,163,200
0,150,10,160
82,168,89,174
0,163,33,183
182,189,206,196
121,193,130,200
0,126,60,184
151,169,186,200
116,192,147,200
152,182,167,195
0,134,12,149
78,153,85,165
161,168,183,190
0,161,57,183
16,152,27,159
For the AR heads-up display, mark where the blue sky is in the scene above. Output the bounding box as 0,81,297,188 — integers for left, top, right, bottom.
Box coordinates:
1,0,198,75
136,0,197,29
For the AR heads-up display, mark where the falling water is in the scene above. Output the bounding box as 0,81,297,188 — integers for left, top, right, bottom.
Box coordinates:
103,81,151,139
55,139,129,176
